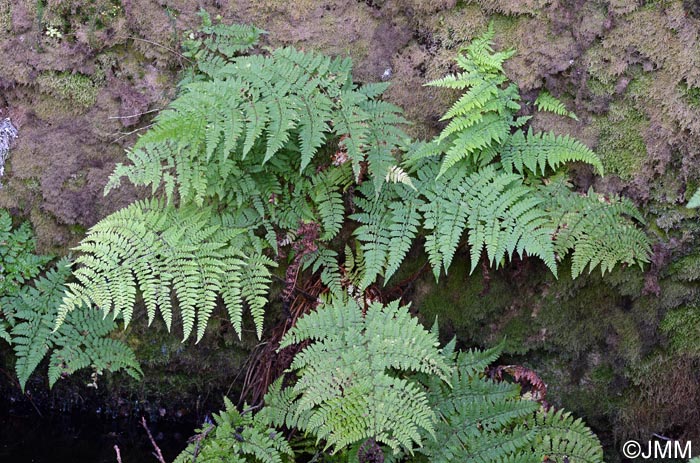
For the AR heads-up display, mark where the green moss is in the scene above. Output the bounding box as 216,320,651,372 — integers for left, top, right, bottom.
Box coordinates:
594,102,648,180
678,80,700,108
413,253,516,346
587,76,615,98
669,252,700,281
36,71,99,108
661,305,700,355
0,0,11,34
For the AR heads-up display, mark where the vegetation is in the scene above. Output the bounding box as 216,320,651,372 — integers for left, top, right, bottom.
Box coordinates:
0,11,660,463
56,18,649,344
176,299,604,463
0,211,139,390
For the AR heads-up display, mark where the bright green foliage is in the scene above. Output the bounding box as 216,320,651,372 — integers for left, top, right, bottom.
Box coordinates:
58,199,275,342
538,175,651,277
3,258,140,390
534,90,579,120
263,299,452,455
185,304,603,463
106,28,408,205
688,188,700,208
351,182,424,288
355,25,647,281
62,19,649,344
174,397,293,463
63,14,411,340
418,345,603,463
500,129,602,177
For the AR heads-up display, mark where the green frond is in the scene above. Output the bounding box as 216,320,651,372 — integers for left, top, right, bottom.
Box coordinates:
500,129,603,176
174,396,293,463
530,408,604,463
277,299,451,455
539,177,651,278
6,258,140,391
0,209,52,301
534,91,578,121
57,199,275,342
351,183,423,288
303,248,343,298
421,345,603,463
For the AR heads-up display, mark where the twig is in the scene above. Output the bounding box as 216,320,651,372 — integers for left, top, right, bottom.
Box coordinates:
141,416,167,463
0,367,43,417
114,445,123,463
111,124,154,143
119,36,192,63
109,108,162,119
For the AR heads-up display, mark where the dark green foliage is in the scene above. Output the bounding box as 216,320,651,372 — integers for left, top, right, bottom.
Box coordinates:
420,345,603,463
0,209,51,299
3,257,140,390
174,397,293,463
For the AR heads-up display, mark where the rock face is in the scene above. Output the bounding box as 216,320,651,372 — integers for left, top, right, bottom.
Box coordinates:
2,0,700,454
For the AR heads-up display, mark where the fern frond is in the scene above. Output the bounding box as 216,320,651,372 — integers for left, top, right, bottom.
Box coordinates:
534,91,578,121
57,199,275,342
7,258,140,390
422,345,603,463
531,408,604,463
277,299,451,455
500,129,603,176
351,183,423,288
174,396,293,463
539,176,650,278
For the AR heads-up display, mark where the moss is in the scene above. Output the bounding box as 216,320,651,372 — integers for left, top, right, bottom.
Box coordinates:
594,102,648,180
660,305,700,355
35,71,99,109
0,0,11,34
678,79,700,108
412,252,517,346
669,252,700,281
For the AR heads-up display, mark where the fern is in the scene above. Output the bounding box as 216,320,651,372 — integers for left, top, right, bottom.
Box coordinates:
106,41,408,206
0,209,52,301
57,199,275,342
174,397,293,463
268,298,452,455
419,347,603,463
538,175,651,278
351,182,423,288
500,129,603,177
534,90,579,121
4,258,140,390
200,305,603,463
391,26,648,280
67,19,650,356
